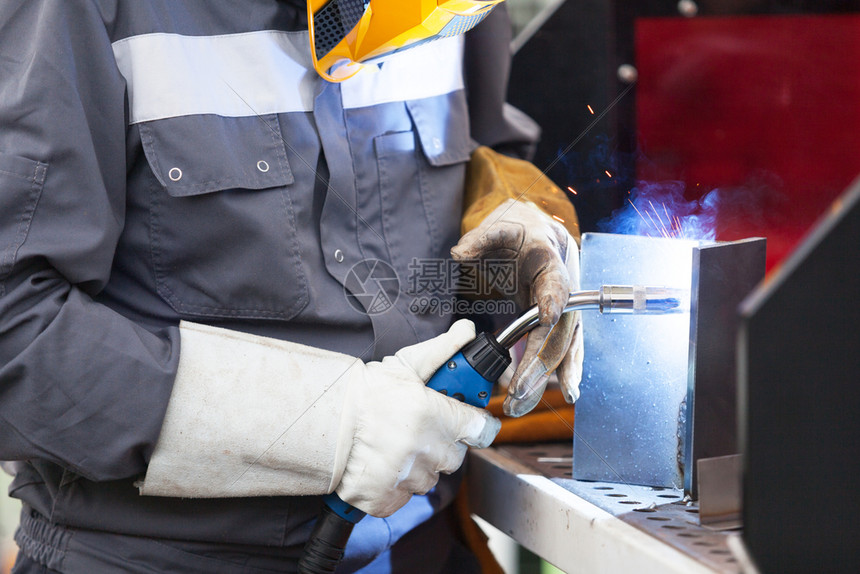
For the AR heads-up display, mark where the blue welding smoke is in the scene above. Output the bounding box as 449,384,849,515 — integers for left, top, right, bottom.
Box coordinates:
555,134,787,241
598,180,718,240
596,172,788,242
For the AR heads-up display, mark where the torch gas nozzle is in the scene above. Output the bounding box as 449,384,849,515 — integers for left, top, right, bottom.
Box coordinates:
599,285,688,314
494,285,689,349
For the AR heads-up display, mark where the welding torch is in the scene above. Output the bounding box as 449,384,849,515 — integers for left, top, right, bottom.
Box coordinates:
297,284,686,574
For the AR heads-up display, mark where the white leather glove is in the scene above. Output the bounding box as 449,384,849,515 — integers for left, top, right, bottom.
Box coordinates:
140,320,500,518
452,199,583,417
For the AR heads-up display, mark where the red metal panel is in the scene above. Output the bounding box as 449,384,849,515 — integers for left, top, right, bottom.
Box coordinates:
636,14,860,270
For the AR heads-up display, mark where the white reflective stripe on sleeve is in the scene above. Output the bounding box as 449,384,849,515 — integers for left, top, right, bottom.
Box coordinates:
112,31,317,124
340,36,465,109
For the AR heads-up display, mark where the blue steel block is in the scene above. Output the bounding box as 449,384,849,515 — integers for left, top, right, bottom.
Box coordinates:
573,233,702,488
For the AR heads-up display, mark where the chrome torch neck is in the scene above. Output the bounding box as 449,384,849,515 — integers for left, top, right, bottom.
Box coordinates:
493,285,686,350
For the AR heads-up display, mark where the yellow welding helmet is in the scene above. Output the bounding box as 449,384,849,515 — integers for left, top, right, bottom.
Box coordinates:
307,0,504,82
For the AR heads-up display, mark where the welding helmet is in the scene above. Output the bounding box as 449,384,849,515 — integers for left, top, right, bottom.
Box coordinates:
307,0,504,82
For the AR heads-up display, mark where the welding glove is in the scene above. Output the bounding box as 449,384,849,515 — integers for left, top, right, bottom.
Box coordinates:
452,198,583,418
139,320,500,518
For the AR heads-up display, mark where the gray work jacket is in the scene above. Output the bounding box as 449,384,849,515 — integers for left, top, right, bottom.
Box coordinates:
0,0,536,568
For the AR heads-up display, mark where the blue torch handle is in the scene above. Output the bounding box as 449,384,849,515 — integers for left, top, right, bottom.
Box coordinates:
425,351,495,408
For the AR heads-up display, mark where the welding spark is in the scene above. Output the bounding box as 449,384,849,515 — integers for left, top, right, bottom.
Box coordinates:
647,200,672,238
663,204,682,237
552,215,566,224
587,105,595,115
647,200,664,227
628,199,691,239
567,186,578,195
662,203,673,229
627,199,648,227
605,170,613,178
645,208,668,238
602,179,721,242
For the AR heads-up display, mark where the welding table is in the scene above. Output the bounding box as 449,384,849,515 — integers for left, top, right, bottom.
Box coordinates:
466,443,741,574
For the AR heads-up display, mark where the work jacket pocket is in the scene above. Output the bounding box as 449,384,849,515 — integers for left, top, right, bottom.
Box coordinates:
372,95,474,298
0,153,48,296
138,114,309,320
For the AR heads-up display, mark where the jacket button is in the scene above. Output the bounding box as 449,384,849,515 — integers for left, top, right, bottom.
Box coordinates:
168,167,182,181
257,160,270,173
333,249,344,263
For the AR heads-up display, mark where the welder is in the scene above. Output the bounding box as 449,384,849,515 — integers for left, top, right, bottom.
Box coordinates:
0,1,582,572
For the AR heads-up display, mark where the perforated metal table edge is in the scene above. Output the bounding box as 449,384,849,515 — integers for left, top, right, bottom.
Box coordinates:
491,442,741,574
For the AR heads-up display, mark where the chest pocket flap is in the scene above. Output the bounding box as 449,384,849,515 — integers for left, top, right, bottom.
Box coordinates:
139,114,293,196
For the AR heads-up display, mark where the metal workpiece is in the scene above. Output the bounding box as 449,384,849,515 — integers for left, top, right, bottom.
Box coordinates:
696,454,742,531
684,238,765,496
573,233,765,494
494,285,687,349
574,233,703,489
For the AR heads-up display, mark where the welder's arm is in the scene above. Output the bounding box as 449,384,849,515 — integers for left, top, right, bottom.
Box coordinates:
0,1,179,481
460,147,580,239
139,320,500,518
454,147,583,417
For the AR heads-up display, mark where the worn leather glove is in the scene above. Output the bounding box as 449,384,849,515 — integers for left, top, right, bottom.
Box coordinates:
140,320,500,518
452,199,583,417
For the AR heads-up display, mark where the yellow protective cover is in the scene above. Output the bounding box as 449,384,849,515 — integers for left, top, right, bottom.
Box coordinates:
307,0,502,81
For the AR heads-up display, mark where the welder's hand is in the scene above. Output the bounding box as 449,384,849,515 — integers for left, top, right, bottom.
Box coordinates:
452,199,583,418
140,320,499,516
335,319,500,517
